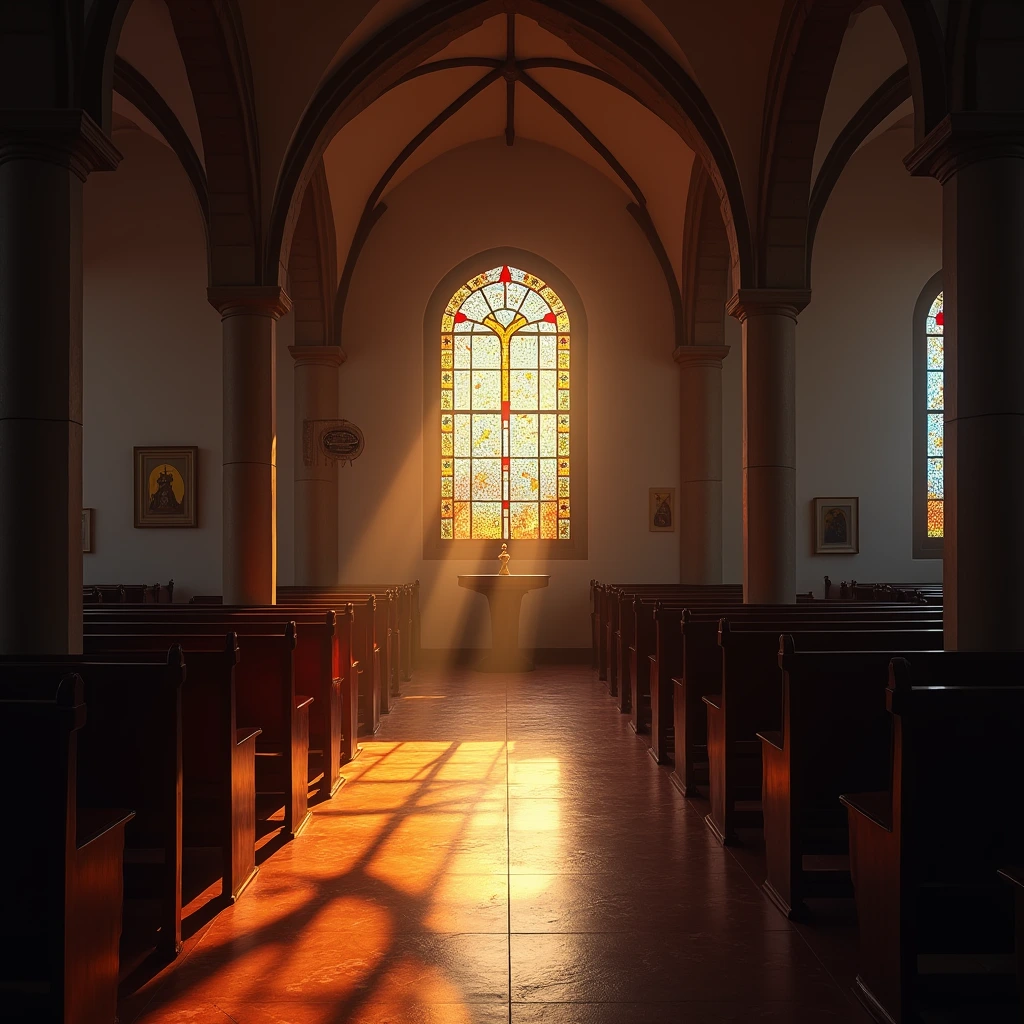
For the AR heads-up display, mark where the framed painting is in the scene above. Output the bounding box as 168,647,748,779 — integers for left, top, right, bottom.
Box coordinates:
814,497,859,554
649,488,675,532
82,508,93,553
134,446,198,528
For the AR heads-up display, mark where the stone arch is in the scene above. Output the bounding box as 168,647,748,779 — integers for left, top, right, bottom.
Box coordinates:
758,0,946,289
84,0,261,286
286,161,337,347
680,162,731,351
265,0,753,295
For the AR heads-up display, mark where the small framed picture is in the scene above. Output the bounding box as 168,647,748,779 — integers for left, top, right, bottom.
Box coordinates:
82,508,93,553
814,497,859,554
134,446,198,528
649,487,675,532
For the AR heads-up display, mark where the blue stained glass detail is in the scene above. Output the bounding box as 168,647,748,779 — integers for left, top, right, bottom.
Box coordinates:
927,413,944,456
927,458,943,499
926,371,943,412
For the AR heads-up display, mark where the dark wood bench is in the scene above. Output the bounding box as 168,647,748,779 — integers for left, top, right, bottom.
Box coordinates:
84,607,356,798
760,638,943,919
707,622,942,845
1,649,186,958
841,655,1024,1023
667,605,943,796
82,624,312,840
0,670,134,1023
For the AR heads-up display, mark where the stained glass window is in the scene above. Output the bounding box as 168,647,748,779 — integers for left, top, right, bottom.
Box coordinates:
441,265,571,541
925,291,943,538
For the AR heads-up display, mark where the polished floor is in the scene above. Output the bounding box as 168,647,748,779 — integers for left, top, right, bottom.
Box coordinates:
126,664,870,1023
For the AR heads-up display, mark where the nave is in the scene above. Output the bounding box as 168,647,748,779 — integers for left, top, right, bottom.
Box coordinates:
126,665,869,1024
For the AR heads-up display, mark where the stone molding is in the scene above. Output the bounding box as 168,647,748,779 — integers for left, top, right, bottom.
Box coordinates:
0,109,121,180
208,286,292,320
905,112,1024,184
672,344,731,368
726,289,811,323
288,344,347,367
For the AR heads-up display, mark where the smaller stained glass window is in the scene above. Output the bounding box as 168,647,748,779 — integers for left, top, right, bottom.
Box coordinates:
925,292,943,538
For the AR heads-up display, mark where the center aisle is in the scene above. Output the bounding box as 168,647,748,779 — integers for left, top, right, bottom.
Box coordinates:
133,666,863,1023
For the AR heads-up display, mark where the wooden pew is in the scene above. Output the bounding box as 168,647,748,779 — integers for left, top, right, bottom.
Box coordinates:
760,638,934,919
998,866,1024,1016
82,624,312,840
668,605,943,796
1,650,186,959
85,604,361,766
279,582,419,683
706,622,941,845
841,656,1024,1024
84,608,354,798
172,596,382,736
0,670,134,1024
278,590,393,715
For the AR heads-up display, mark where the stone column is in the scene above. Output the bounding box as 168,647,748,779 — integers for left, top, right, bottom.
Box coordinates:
726,290,810,605
0,111,120,654
208,287,292,606
289,345,344,585
907,114,1024,650
674,344,730,583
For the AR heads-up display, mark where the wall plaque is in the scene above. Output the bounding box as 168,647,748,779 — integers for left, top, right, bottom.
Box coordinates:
303,419,364,467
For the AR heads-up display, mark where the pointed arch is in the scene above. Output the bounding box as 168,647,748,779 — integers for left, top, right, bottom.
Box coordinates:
266,0,752,295
83,0,261,286
758,0,946,289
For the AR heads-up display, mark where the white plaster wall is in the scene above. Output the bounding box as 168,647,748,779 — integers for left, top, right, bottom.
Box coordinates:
83,129,223,602
84,128,300,602
339,138,679,649
776,124,941,594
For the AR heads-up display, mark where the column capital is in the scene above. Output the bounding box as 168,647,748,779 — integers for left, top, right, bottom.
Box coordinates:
905,112,1024,183
726,289,810,324
672,344,730,368
0,109,121,180
289,344,347,368
208,286,292,320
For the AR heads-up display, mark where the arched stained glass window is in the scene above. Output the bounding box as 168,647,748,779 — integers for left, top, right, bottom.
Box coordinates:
924,291,944,538
913,271,943,558
440,264,571,542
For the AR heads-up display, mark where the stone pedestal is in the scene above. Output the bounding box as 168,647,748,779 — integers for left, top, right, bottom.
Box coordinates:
674,344,730,583
209,286,291,606
289,345,344,586
907,114,1024,649
0,111,120,654
727,290,809,605
457,574,550,671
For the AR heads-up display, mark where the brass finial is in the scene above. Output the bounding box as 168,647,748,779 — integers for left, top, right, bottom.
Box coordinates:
498,543,511,576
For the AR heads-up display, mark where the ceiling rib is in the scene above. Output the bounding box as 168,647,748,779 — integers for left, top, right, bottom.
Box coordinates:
331,19,685,345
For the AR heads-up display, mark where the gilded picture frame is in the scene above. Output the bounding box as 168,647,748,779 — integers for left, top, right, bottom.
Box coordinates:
814,496,859,554
649,487,675,533
134,446,198,528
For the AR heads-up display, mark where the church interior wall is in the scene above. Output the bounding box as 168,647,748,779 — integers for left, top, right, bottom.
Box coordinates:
338,138,680,649
83,129,223,603
793,123,942,593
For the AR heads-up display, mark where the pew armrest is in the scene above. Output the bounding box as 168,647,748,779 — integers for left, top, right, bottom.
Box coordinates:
839,791,893,831
702,693,723,711
236,725,262,746
77,807,135,849
757,729,783,752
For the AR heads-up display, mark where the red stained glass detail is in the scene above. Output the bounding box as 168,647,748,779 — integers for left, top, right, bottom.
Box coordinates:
501,401,510,420
454,311,468,324
502,458,509,469
503,500,510,510
935,310,944,326
499,265,512,283
543,312,558,323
